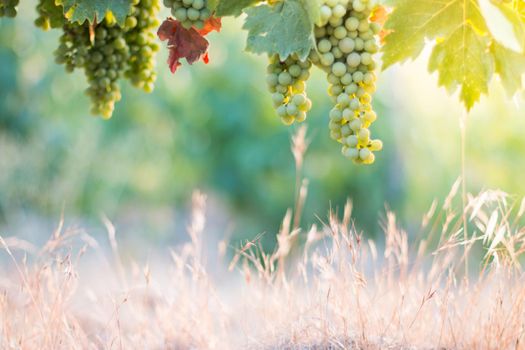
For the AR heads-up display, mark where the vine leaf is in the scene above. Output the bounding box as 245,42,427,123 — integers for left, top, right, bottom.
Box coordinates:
243,0,317,61
58,0,132,25
382,0,525,111
382,0,490,110
300,0,321,25
428,23,492,109
491,41,525,96
158,18,212,73
209,0,262,17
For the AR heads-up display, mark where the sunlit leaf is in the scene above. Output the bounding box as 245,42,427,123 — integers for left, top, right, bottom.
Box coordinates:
58,0,132,25
243,0,316,61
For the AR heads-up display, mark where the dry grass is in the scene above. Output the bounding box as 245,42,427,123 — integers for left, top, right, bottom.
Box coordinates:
1,127,525,349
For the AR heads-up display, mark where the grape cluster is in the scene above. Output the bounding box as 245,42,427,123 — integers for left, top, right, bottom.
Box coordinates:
36,0,161,119
162,0,211,29
310,0,382,164
35,0,66,30
84,23,130,118
0,0,19,18
267,54,312,125
125,0,161,93
55,20,130,118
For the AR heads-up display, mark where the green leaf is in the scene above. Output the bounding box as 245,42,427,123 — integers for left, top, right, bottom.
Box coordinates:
243,0,316,61
300,0,321,25
381,0,521,110
428,23,492,110
58,0,132,25
383,0,488,68
210,0,262,17
208,0,218,11
491,41,525,96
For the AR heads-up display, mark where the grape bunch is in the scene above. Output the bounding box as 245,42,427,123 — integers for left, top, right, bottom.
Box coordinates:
53,19,129,118
125,0,161,93
162,0,212,29
36,0,162,119
266,54,312,125
35,0,66,30
0,0,19,18
83,23,130,118
310,0,383,165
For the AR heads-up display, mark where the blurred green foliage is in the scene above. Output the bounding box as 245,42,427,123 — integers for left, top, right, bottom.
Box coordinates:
1,3,524,249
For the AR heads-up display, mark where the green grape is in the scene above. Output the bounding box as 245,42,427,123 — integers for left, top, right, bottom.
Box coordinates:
346,52,361,67
338,37,355,53
332,62,347,77
266,54,312,125
35,0,66,30
318,39,332,53
124,0,161,93
163,0,211,29
0,0,19,18
313,0,383,164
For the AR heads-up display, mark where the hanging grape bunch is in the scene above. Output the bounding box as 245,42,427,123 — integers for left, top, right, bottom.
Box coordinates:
312,0,383,164
33,0,162,119
261,0,383,164
163,0,212,29
266,54,312,125
84,22,130,118
311,0,383,164
53,16,129,118
125,0,161,93
0,0,19,18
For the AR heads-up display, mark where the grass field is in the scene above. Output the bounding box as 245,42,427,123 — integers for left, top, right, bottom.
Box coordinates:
1,128,524,350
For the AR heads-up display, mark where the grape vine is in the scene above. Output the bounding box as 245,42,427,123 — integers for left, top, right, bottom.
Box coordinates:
1,0,523,165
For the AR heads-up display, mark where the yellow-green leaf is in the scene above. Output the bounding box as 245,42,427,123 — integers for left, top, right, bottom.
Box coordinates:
492,40,525,96
382,0,503,110
382,0,488,69
428,23,493,110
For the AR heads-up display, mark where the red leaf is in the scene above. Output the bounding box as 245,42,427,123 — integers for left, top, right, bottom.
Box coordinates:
197,16,222,36
157,18,210,73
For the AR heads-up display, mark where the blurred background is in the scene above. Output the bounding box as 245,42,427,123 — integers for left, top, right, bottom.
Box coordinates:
1,1,524,255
